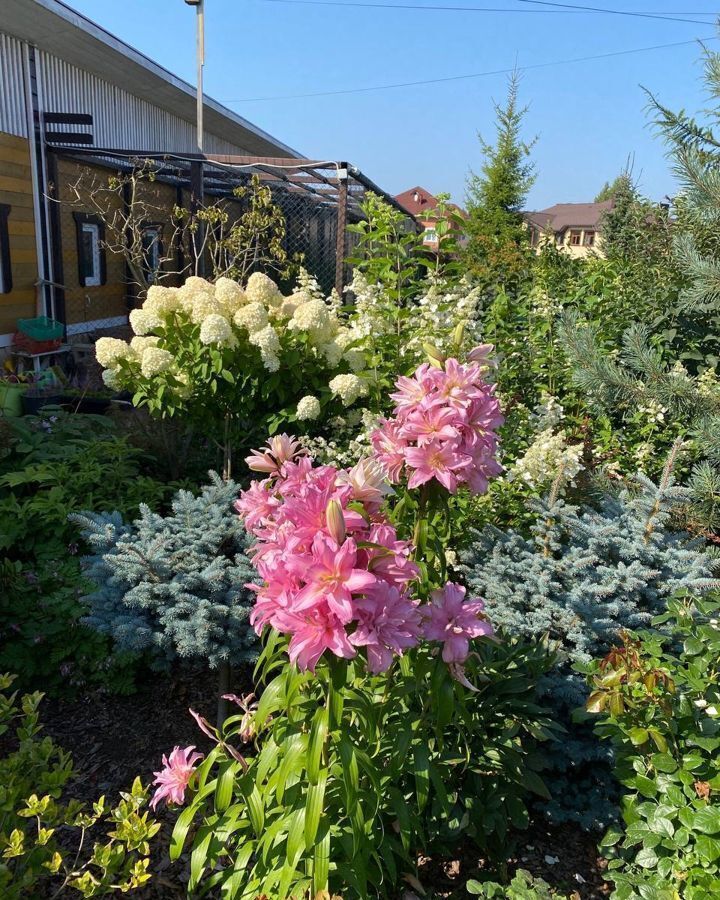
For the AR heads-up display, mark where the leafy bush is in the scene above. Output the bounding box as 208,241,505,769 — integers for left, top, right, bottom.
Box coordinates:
468,869,573,899
0,673,159,898
0,412,170,693
73,474,257,679
459,456,718,827
588,595,720,899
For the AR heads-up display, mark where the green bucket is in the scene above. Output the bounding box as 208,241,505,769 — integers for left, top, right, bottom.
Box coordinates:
0,382,29,417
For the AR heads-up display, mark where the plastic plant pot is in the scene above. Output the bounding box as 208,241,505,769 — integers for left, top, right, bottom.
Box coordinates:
0,381,29,417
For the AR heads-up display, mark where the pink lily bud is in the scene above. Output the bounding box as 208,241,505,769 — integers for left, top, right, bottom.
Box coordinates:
467,344,497,366
325,499,346,545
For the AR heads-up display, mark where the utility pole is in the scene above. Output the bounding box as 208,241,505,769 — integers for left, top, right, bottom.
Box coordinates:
185,0,205,152
185,0,205,273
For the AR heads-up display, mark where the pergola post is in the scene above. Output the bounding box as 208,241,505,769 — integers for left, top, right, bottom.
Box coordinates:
334,165,348,297
190,158,205,276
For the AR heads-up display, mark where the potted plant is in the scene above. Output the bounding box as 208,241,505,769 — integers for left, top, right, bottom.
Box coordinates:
0,370,35,417
20,366,66,415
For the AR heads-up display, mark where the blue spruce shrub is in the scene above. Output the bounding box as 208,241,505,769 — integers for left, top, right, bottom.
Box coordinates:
71,473,257,670
459,460,718,828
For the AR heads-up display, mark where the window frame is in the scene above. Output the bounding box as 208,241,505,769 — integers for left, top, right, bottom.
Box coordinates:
569,230,582,246
73,212,106,287
583,230,595,247
423,226,438,245
140,223,164,284
0,204,12,294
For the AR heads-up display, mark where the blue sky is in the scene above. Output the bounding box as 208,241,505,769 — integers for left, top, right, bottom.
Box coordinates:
64,0,718,209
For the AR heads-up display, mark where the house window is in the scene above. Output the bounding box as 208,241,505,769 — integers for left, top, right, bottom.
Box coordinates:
73,213,106,287
583,230,595,247
569,230,582,246
0,204,11,294
141,226,162,283
423,227,437,245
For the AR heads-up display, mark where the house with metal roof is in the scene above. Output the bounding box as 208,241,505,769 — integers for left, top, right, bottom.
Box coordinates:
0,0,408,350
524,200,613,258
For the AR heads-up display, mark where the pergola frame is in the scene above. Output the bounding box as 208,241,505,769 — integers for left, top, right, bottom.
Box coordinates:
45,146,418,296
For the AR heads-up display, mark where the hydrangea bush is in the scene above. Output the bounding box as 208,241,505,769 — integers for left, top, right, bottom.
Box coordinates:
95,271,365,474
150,353,560,896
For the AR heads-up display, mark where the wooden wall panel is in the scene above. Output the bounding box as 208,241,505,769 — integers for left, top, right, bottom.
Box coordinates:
0,132,38,336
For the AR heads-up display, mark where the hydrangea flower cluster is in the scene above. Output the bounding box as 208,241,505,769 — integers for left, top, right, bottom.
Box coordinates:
235,437,493,674
371,356,504,494
510,428,584,490
95,272,370,410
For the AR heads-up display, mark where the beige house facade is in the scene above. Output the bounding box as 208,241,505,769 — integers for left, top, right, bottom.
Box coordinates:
524,201,613,259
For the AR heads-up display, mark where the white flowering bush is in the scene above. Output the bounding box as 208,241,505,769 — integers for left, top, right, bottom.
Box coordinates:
510,428,584,491
96,272,364,472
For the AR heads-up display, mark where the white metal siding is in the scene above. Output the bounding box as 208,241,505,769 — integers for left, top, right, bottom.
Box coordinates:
37,49,251,154
0,33,28,137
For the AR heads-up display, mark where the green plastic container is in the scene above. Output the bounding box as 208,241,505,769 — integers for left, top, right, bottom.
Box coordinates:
16,316,64,342
0,381,29,417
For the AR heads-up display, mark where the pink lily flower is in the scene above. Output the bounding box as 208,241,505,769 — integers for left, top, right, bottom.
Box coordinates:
423,582,494,664
150,745,203,810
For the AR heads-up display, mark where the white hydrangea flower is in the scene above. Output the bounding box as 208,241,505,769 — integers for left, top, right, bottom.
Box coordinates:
130,336,159,353
214,277,247,315
129,308,162,336
199,313,236,347
638,400,667,425
246,272,282,308
531,394,565,431
101,368,121,389
511,429,584,490
289,298,335,343
140,347,174,377
697,367,720,398
296,395,321,421
95,337,132,368
249,323,281,371
234,302,268,334
321,339,343,368
143,285,180,317
343,349,366,373
329,373,368,407
276,294,303,320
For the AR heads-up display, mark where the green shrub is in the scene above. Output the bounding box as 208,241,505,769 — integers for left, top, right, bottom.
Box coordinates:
0,673,159,898
0,412,171,693
587,594,720,898
169,634,558,897
468,869,573,899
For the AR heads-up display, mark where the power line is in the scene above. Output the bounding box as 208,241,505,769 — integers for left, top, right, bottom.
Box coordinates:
258,0,715,26
224,35,715,102
514,1,712,26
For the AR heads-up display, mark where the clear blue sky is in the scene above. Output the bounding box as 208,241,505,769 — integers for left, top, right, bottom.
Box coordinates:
64,0,718,209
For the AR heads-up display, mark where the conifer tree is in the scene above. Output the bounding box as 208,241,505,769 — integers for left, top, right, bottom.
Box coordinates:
459,450,718,826
463,71,536,293
71,475,257,721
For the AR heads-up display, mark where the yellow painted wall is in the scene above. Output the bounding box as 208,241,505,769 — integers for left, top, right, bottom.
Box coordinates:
0,132,38,336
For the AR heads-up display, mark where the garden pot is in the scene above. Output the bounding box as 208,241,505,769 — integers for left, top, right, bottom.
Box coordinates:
0,382,29,417
21,393,64,415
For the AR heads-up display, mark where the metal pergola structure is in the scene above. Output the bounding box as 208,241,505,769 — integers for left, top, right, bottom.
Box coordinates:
45,146,418,296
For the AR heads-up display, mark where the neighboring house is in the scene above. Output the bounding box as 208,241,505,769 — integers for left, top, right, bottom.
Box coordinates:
524,201,613,258
395,186,466,250
0,0,403,350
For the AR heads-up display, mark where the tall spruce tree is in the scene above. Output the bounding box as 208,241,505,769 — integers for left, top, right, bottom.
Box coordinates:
463,71,536,293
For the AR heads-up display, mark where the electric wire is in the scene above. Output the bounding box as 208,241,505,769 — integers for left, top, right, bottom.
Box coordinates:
224,34,716,102
258,0,716,26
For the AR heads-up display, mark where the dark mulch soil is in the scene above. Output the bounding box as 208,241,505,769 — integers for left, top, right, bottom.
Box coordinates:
40,668,610,898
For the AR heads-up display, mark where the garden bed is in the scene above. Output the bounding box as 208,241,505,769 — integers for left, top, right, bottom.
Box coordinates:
39,668,609,899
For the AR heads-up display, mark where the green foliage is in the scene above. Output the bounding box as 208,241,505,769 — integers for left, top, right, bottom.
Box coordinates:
347,191,426,300
587,595,720,899
170,633,558,898
73,474,258,670
0,673,159,898
459,454,718,827
467,869,572,899
0,412,170,693
464,71,536,293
